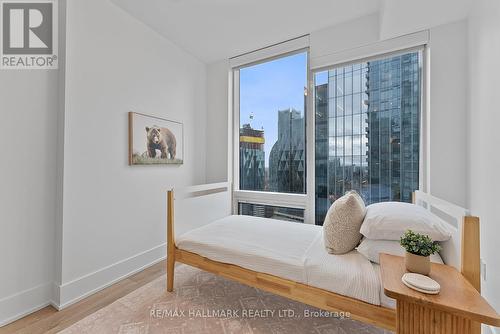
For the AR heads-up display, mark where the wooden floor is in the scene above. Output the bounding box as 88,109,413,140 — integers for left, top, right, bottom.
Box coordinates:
0,261,166,334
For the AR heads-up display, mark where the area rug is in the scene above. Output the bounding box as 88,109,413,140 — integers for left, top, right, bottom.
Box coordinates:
59,265,391,334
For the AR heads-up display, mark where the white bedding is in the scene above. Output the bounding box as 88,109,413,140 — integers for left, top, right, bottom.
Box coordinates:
176,215,321,282
304,233,381,305
372,263,396,309
176,215,388,306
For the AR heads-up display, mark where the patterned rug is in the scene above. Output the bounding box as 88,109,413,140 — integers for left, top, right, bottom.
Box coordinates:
59,265,391,334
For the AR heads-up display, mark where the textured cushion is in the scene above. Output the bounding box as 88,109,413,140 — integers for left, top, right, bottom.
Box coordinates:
360,202,452,241
356,238,444,264
323,191,366,254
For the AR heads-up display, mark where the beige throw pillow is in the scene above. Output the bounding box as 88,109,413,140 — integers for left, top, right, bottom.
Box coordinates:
323,191,366,254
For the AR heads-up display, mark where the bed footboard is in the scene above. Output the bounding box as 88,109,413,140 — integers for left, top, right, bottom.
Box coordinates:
166,182,232,292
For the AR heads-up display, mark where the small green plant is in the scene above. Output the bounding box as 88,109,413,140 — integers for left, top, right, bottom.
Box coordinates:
400,230,441,257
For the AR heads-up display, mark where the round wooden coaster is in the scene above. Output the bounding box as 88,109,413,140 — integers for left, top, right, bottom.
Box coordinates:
402,273,440,294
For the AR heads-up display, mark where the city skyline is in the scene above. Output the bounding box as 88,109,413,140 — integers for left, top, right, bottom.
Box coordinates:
239,52,307,167
239,51,421,224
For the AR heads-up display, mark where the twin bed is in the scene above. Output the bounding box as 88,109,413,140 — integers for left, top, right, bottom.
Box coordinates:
177,215,385,306
165,182,481,332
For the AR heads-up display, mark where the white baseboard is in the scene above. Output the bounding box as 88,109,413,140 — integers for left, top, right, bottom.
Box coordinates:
56,243,166,309
0,282,54,327
0,244,166,327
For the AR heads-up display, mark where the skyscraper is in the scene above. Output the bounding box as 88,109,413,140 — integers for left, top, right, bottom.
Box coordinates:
268,108,305,194
239,124,265,191
366,53,420,204
314,52,421,224
314,83,329,225
239,119,305,223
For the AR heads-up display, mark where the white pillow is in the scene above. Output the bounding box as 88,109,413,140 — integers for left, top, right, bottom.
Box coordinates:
360,202,451,241
323,191,366,254
357,238,444,264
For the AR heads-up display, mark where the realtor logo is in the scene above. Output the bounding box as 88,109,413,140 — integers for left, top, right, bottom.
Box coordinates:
1,0,58,69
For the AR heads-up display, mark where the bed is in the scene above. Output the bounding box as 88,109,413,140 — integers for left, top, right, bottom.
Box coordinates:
177,215,384,306
166,182,481,332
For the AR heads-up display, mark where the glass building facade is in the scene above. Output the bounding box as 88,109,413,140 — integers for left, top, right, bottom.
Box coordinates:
239,124,266,191
239,116,306,223
268,108,306,194
238,203,304,223
314,52,421,225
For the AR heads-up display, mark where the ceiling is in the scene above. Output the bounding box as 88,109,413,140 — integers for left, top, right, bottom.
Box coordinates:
112,0,381,63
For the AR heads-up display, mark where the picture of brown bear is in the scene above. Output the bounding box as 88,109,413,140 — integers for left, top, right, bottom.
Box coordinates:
145,126,177,159
129,112,183,165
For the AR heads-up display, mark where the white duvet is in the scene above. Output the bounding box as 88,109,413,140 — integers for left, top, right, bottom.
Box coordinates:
177,215,387,307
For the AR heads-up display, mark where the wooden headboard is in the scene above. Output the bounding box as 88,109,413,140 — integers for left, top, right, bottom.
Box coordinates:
413,190,481,292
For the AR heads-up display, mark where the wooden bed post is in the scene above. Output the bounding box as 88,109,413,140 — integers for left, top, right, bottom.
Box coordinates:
462,216,481,334
461,216,481,292
167,190,175,292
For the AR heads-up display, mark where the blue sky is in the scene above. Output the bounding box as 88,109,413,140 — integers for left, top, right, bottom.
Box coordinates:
240,52,307,167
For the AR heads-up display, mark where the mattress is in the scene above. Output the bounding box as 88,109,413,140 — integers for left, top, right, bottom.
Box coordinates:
177,215,386,306
177,215,322,282
304,233,381,305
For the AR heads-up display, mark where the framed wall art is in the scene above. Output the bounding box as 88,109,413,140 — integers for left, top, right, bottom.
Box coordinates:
128,112,184,165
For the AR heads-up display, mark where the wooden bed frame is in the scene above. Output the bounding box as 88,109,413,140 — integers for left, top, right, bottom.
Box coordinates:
166,183,481,332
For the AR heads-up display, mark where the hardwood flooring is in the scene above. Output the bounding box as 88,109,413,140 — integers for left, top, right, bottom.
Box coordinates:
0,260,166,334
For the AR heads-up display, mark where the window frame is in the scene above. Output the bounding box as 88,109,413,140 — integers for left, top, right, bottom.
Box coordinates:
231,38,428,225
232,47,312,221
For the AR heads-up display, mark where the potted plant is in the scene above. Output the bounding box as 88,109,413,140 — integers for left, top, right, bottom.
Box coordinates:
400,230,441,275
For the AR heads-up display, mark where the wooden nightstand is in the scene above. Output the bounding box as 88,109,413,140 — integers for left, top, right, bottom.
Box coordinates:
380,254,500,334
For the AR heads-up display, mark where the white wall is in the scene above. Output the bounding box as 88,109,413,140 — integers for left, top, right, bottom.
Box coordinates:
0,55,59,326
206,60,230,183
56,0,207,307
427,21,468,207
379,0,471,39
0,0,208,323
310,14,380,60
468,0,500,315
0,10,375,321
0,0,68,323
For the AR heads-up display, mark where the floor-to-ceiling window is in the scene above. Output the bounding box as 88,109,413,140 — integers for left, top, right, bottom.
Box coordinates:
234,50,308,222
314,51,422,225
232,37,424,225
